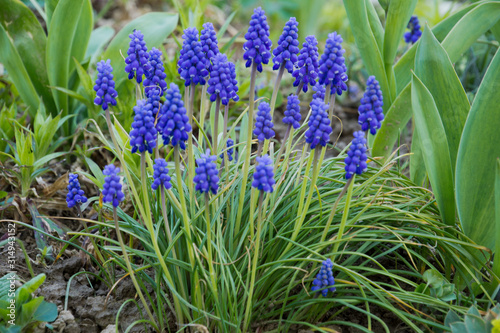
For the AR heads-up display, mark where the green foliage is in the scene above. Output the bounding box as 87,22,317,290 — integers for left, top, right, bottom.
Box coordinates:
445,304,500,333
0,274,58,333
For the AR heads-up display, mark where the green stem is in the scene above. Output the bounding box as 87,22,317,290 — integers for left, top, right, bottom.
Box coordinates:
262,62,286,156
188,83,196,216
213,97,221,156
320,177,353,244
331,175,356,262
274,124,291,172
223,104,230,175
324,83,331,104
204,192,218,299
198,84,209,148
295,81,304,96
328,93,336,127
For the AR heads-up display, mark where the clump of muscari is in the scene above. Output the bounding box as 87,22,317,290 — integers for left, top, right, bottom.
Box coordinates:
129,100,157,154
318,32,348,96
66,174,87,209
252,155,275,193
151,159,172,191
292,35,319,93
404,16,422,44
305,99,332,149
253,101,275,141
208,53,239,105
125,30,151,84
344,131,367,179
194,150,219,194
94,60,118,111
178,27,209,86
220,139,234,161
272,17,299,73
311,259,336,297
143,47,167,96
282,94,301,129
156,83,192,150
243,7,272,72
358,76,384,135
102,165,125,207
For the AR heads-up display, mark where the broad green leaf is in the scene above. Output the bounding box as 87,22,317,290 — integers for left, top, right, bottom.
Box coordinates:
414,26,469,172
32,300,58,322
493,159,500,277
456,48,500,250
85,26,115,62
69,0,93,77
365,0,384,53
411,73,455,225
45,0,59,27
46,0,85,115
0,0,55,112
102,12,179,90
409,130,426,185
19,296,43,324
0,23,39,113
16,274,45,298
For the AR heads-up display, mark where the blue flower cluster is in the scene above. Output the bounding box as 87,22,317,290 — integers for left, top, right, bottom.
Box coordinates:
66,173,87,209
129,100,157,154
344,131,368,179
152,159,172,191
125,30,151,84
318,32,348,96
208,53,239,105
252,155,275,193
311,259,336,297
194,150,219,194
404,16,422,44
143,47,167,96
220,138,234,161
102,165,125,207
358,76,384,135
272,17,299,73
243,7,272,73
305,99,332,149
178,27,209,86
200,22,219,65
253,101,275,141
145,88,162,119
312,84,326,101
156,83,192,150
282,94,301,129
94,60,118,111
292,35,319,93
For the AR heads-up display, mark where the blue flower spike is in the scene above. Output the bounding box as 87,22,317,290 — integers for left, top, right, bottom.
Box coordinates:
220,138,235,161
152,159,172,191
178,27,209,86
156,83,192,150
253,101,275,141
292,35,320,93
305,99,332,149
129,100,157,154
404,16,422,44
194,150,219,195
66,174,87,209
344,131,368,179
144,47,167,96
312,83,326,101
125,30,151,84
358,76,384,135
283,94,301,129
318,32,348,96
102,165,125,207
200,22,220,65
208,53,240,105
272,17,300,73
94,59,118,111
145,88,162,120
311,259,336,297
243,7,273,73
252,155,275,193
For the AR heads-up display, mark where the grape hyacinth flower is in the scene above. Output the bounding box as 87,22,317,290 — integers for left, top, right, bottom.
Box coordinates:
243,7,272,72
220,138,234,161
94,60,118,111
358,76,384,135
305,99,332,149
312,83,326,101
311,259,336,297
151,159,172,191
156,83,192,150
102,165,125,207
129,100,157,154
200,22,219,66
124,30,151,84
194,150,219,194
143,47,167,96
318,32,348,95
283,94,301,129
272,17,299,73
404,16,422,44
344,131,368,179
178,27,209,86
253,101,275,141
292,35,320,93
252,155,275,193
145,88,162,120
208,54,240,105
66,174,87,209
